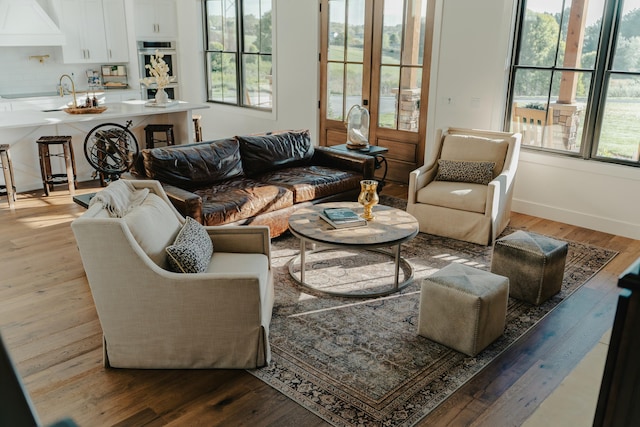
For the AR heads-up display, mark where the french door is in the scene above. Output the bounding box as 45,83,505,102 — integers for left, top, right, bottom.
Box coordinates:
319,0,434,183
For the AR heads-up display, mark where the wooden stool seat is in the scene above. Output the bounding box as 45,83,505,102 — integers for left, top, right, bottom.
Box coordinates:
192,114,203,142
36,136,77,196
0,144,16,208
144,124,175,149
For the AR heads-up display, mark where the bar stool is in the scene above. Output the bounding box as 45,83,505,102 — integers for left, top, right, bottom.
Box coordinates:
144,124,175,149
0,144,16,208
192,114,203,142
36,136,77,196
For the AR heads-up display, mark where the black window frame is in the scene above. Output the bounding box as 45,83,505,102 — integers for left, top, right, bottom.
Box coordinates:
505,0,640,168
202,0,273,111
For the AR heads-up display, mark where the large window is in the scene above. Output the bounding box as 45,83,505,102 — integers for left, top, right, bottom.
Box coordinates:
507,0,640,166
203,0,273,110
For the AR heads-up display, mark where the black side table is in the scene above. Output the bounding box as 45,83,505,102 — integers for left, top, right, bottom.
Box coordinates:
329,144,389,190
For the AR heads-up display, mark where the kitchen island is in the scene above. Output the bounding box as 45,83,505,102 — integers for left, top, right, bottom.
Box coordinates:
0,100,208,193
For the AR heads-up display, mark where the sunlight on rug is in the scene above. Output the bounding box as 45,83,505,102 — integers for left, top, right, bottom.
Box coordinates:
248,196,618,427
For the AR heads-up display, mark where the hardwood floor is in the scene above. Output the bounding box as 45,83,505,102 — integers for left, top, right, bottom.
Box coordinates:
1,182,637,426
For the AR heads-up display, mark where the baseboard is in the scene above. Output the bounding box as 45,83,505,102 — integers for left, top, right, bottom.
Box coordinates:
512,199,640,240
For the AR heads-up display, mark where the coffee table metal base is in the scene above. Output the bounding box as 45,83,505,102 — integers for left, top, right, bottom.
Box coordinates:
288,240,414,298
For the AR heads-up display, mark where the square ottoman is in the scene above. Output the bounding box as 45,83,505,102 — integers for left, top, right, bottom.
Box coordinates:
418,263,509,357
491,230,568,305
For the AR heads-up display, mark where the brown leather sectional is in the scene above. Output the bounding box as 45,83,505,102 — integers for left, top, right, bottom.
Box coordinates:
132,130,375,237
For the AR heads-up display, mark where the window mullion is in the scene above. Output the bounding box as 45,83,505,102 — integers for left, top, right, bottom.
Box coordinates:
584,0,619,159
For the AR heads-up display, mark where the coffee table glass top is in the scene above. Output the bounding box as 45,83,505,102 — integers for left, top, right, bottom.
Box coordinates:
288,202,419,247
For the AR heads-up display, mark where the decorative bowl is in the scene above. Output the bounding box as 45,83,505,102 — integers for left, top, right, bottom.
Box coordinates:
64,106,108,114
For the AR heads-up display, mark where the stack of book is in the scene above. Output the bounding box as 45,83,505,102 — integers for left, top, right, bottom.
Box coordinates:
319,207,367,229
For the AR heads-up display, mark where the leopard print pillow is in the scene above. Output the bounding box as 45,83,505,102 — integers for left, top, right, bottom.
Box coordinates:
435,160,496,185
166,217,213,273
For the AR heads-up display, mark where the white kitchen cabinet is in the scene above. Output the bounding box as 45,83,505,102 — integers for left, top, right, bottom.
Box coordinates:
53,0,108,63
103,0,129,63
134,0,177,39
51,0,129,64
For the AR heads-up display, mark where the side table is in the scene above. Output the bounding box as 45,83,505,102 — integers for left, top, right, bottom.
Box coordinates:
329,144,389,190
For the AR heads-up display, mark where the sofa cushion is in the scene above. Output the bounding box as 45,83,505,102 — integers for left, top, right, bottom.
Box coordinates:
440,134,509,178
435,160,496,185
237,130,314,177
260,165,361,203
417,181,488,214
194,177,294,226
124,193,181,268
166,217,213,273
142,138,243,189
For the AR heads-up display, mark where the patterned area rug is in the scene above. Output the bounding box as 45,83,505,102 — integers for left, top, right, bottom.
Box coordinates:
249,196,617,427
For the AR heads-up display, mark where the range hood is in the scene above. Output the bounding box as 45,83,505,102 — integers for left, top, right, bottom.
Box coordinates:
0,0,66,46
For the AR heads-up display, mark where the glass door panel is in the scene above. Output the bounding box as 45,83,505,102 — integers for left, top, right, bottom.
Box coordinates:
320,0,434,182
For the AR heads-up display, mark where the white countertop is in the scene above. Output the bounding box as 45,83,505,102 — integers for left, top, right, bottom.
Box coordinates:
0,100,209,130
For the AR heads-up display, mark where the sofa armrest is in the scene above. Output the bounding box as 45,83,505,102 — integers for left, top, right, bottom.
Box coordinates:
312,146,375,179
160,184,203,224
206,225,271,262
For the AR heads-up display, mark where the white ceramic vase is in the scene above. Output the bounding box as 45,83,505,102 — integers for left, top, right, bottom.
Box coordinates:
155,87,169,104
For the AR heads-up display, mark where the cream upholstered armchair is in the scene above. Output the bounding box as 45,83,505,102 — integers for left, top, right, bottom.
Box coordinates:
71,180,274,369
407,127,521,245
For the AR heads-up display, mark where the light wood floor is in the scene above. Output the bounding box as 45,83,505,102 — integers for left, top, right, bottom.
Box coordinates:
1,182,637,426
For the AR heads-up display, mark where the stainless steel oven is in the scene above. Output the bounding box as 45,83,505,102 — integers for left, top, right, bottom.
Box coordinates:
138,40,179,100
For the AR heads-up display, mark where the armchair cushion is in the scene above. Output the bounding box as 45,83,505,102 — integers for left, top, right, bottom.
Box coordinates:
417,181,488,214
440,134,509,178
166,217,214,273
124,193,181,269
435,160,495,185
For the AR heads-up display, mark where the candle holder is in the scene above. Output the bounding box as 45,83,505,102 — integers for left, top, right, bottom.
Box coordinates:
358,179,379,221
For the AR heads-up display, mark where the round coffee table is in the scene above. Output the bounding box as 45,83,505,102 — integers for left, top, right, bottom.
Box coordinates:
287,202,419,297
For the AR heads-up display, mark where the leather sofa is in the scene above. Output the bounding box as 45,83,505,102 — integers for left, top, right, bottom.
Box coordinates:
132,130,375,237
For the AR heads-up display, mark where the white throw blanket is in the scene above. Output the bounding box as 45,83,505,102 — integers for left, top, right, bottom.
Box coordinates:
89,180,150,217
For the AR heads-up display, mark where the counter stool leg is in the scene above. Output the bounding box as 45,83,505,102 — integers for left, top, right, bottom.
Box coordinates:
37,144,50,196
1,149,15,209
68,141,78,188
145,130,154,149
168,127,175,146
63,143,75,196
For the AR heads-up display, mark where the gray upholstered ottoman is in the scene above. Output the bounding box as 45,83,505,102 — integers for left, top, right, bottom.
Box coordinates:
418,263,509,357
491,230,568,305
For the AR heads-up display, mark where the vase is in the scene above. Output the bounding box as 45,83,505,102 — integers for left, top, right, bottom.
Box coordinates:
358,179,379,221
155,87,169,104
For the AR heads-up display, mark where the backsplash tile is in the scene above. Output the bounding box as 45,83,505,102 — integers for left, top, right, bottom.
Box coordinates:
0,46,127,97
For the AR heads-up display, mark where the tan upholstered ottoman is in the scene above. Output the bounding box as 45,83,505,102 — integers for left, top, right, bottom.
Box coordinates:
418,263,509,357
491,230,568,305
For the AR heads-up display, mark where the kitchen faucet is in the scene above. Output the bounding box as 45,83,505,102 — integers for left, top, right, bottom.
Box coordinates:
58,74,78,108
